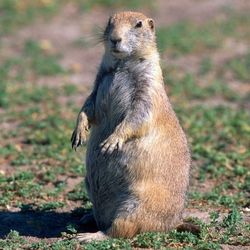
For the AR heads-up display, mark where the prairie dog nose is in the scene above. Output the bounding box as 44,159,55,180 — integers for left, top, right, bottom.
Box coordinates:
110,37,122,46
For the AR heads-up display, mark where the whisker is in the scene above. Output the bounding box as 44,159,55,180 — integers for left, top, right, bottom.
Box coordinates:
92,25,107,46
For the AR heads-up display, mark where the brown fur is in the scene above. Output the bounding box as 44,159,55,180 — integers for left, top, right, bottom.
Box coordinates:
71,11,191,242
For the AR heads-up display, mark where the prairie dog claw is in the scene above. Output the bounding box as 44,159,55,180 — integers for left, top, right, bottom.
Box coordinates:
71,112,89,150
100,135,124,154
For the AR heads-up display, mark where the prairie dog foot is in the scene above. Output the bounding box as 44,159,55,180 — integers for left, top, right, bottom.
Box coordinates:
71,112,89,150
76,231,108,243
100,134,124,154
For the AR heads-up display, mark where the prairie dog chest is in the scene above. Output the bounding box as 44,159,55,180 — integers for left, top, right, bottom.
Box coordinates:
95,69,134,121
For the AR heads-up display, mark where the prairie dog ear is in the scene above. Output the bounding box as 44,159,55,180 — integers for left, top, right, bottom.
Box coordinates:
147,18,155,31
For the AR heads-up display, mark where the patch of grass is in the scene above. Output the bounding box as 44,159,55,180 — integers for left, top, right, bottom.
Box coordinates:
78,0,153,10
79,210,249,249
199,57,213,75
0,80,84,207
0,80,87,209
227,52,250,82
181,105,249,208
0,171,43,206
63,84,78,96
0,58,20,107
38,201,65,211
164,71,239,102
220,10,250,41
0,81,8,108
24,39,65,76
0,0,61,36
67,183,88,201
0,230,27,250
0,0,154,36
0,40,65,104
157,12,250,56
0,230,81,250
157,22,218,55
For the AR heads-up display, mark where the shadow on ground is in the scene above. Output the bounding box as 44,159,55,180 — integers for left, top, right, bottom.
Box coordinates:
0,208,98,238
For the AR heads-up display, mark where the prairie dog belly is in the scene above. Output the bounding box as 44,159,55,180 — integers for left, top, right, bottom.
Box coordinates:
94,70,134,128
86,128,143,230
85,128,174,230
85,127,165,197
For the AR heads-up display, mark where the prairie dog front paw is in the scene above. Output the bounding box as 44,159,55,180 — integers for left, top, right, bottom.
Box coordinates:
71,112,89,150
100,134,124,154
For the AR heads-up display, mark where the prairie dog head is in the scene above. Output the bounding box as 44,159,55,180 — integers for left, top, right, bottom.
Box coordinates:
103,12,156,59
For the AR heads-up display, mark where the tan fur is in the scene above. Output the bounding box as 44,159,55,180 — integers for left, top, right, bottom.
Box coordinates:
108,217,139,238
71,11,191,242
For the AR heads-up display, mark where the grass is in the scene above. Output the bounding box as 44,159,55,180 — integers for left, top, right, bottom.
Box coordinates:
78,0,153,10
0,1,249,249
24,39,65,76
227,52,250,82
0,0,153,36
0,209,248,249
157,22,218,55
0,0,61,36
157,11,250,56
164,72,240,101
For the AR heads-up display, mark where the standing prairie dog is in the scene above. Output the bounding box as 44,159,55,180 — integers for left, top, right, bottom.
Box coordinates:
71,11,191,242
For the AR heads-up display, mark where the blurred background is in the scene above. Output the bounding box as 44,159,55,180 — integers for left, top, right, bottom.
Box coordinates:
0,0,249,248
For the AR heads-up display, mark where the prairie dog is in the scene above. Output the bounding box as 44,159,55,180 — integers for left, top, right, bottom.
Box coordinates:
71,11,190,242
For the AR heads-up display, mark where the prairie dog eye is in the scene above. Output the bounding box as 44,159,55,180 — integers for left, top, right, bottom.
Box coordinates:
135,20,143,28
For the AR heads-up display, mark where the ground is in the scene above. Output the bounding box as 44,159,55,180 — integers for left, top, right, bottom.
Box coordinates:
0,0,249,249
